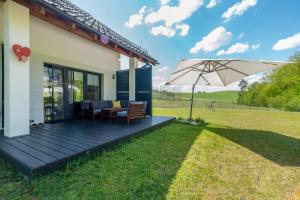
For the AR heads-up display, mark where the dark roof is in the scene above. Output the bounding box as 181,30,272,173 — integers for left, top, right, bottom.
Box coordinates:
32,0,158,65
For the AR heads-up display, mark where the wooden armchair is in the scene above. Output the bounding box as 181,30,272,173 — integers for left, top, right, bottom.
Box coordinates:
116,103,144,125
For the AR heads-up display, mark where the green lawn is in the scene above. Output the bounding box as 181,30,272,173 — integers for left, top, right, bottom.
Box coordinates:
1,108,300,199
176,91,239,103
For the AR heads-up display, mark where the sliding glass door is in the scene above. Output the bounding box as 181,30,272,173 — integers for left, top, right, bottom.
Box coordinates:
87,74,100,101
43,66,65,122
65,71,84,119
43,64,101,123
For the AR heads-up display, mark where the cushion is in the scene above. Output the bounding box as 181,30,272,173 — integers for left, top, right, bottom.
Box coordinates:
112,100,121,108
81,100,92,110
142,101,147,112
120,100,129,108
116,111,128,117
99,101,112,109
91,101,112,109
93,109,102,113
91,101,101,109
130,101,143,105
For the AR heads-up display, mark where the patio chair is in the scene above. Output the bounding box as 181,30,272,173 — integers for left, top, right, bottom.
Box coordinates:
81,100,92,119
116,103,144,125
142,101,148,116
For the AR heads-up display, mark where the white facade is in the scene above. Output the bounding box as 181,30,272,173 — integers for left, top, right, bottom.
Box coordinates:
29,16,120,124
0,2,3,130
1,0,139,137
3,0,30,137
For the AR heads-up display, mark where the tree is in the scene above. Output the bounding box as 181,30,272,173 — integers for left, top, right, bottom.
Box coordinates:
289,51,300,62
237,61,300,111
238,79,248,92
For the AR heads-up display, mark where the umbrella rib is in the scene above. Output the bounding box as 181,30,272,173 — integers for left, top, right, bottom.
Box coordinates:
211,61,226,86
167,69,194,84
170,61,205,75
194,61,209,85
167,61,206,84
214,60,232,71
213,60,250,76
201,75,210,85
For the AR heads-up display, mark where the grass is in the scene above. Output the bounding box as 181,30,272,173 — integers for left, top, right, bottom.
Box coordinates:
176,91,239,103
0,123,203,200
0,108,300,199
156,108,300,199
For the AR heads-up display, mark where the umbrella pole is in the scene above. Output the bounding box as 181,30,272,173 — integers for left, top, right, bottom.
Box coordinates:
189,84,195,121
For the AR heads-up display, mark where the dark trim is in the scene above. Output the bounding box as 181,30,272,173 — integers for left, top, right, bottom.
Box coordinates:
83,72,88,101
34,0,158,64
43,63,102,123
1,44,4,129
116,70,129,100
13,0,158,65
44,62,102,75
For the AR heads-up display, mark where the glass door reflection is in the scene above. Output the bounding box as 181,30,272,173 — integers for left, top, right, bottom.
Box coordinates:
43,66,64,122
52,68,64,121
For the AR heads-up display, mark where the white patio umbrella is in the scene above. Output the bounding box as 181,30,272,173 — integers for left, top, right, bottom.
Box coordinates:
165,59,288,121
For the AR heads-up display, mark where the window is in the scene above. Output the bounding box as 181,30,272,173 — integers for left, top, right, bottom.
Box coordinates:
68,71,84,103
74,72,84,102
43,63,102,122
87,74,100,101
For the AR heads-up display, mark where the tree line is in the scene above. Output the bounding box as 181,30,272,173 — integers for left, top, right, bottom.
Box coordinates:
237,52,300,111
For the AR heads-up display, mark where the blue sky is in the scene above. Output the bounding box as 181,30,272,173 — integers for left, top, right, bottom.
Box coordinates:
69,0,300,91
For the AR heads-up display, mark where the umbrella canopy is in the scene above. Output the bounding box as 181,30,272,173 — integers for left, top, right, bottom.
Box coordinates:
166,59,288,86
165,59,289,121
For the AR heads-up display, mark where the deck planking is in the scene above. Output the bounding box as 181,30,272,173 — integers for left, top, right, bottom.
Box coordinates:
0,116,174,179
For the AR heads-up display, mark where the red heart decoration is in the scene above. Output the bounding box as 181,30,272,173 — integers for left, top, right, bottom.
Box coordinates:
12,44,31,62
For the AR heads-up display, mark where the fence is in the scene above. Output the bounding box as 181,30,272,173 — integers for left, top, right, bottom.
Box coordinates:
153,98,276,111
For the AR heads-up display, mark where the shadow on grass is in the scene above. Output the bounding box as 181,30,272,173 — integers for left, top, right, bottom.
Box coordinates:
207,126,300,166
32,123,205,199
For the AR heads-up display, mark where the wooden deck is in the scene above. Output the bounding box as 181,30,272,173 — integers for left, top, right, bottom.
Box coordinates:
0,116,174,179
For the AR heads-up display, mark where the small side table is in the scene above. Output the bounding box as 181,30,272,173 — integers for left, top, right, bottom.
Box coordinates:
102,108,126,122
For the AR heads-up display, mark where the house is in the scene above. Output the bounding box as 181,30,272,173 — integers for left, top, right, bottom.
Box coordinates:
0,0,158,138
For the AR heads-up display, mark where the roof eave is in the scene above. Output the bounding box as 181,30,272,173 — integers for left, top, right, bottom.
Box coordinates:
29,0,158,65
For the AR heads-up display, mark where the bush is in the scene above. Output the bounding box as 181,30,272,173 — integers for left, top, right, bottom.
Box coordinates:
284,96,300,112
237,61,300,111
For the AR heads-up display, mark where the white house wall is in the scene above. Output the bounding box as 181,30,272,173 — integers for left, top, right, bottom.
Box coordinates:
3,0,30,137
0,2,3,42
30,16,120,124
0,2,3,129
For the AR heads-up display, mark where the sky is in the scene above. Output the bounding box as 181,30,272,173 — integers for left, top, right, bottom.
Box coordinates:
69,0,300,92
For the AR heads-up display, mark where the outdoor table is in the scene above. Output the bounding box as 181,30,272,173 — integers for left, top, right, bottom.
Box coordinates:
102,108,126,122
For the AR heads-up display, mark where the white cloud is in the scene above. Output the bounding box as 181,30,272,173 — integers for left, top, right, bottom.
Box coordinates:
157,66,170,72
176,24,190,36
244,73,264,84
222,0,257,22
251,43,261,50
206,0,219,8
125,6,147,28
272,33,300,51
145,0,204,27
150,25,176,38
190,26,232,54
160,0,170,5
125,0,201,37
237,33,244,40
217,42,249,56
153,75,167,89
